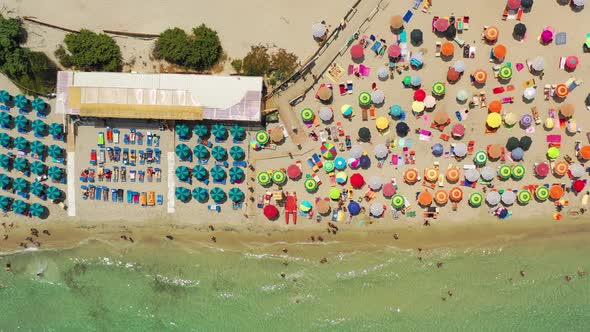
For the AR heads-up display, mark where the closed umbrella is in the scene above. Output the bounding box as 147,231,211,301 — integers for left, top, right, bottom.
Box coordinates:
523,87,536,100
229,125,245,139
229,146,245,160
480,166,495,181
13,178,29,192
349,145,363,159
396,122,409,137
194,124,209,138
486,191,501,205
368,176,383,190
502,190,516,205
13,157,28,172
30,181,44,196
569,163,584,178
229,167,245,183
12,200,28,214
210,187,226,203
175,166,190,181
465,168,480,182
453,60,466,73
411,29,423,45
0,90,11,104
348,201,361,215
48,144,63,159
263,204,279,219
15,115,29,131
312,23,326,38
49,123,63,138
175,123,190,139
454,143,467,157
211,166,227,182
211,146,227,161
192,187,208,202
0,132,11,148
14,94,28,108
378,66,389,80
212,124,227,139
0,174,11,189
193,165,208,180
358,127,371,142
530,57,544,71
374,144,388,159
369,202,384,216
511,147,524,161
175,143,191,160
48,166,63,180
32,120,47,135
32,98,46,112
319,107,333,122
228,188,244,202
371,90,385,104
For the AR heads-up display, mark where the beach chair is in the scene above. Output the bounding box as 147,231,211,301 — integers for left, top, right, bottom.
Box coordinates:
157,194,163,205
413,0,422,10
435,41,441,57
98,149,105,165
90,149,97,166
347,81,353,94
111,189,117,203
371,41,381,54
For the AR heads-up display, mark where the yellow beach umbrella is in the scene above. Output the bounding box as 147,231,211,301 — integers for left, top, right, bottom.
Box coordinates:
486,113,501,128
376,117,389,130
412,101,425,113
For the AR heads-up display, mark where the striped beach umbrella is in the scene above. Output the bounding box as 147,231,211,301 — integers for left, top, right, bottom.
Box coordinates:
30,140,46,155
30,181,45,196
14,94,28,108
48,145,63,159
255,130,269,145
193,165,208,180
211,166,226,182
175,123,190,139
512,164,525,179
0,154,10,170
432,82,445,96
323,160,335,173
358,92,372,107
469,192,483,207
301,108,314,122
210,187,226,203
321,142,337,159
0,196,10,209
229,167,244,183
304,178,318,192
424,167,439,182
0,90,11,104
32,119,47,135
211,146,227,161
0,112,11,128
29,203,45,217
404,168,419,184
193,124,209,137
228,188,244,202
335,171,347,184
193,144,209,159
30,161,46,175
13,177,29,192
272,170,286,184
391,194,405,209
498,66,512,79
229,124,245,139
555,84,568,98
449,187,463,202
15,115,29,131
229,146,245,160
175,143,191,160
175,166,191,181
258,171,271,186
175,187,191,202
13,157,28,172
517,190,532,205
49,123,63,138
446,167,460,182
212,124,227,139
32,98,46,112
535,186,549,201
47,186,62,200
473,151,487,165
0,132,11,148
300,200,312,212
0,174,11,189
341,104,353,117
434,190,448,205
12,199,28,214
192,187,208,202
553,161,568,176
498,165,511,179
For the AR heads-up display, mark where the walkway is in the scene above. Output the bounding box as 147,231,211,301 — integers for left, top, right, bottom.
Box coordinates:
66,152,76,217
167,152,175,213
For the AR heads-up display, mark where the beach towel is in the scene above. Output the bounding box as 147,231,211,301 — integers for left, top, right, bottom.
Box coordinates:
359,64,371,77
555,32,566,45
371,41,382,53
403,10,413,23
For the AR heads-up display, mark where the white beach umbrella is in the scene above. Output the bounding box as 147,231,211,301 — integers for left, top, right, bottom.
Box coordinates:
486,191,501,206
454,143,467,157
319,107,333,121
480,166,496,181
368,176,383,190
369,202,384,216
530,57,544,71
424,95,436,108
411,52,424,63
349,145,363,159
501,190,516,205
569,163,585,178
453,60,466,73
377,66,389,80
371,90,385,104
373,144,388,159
456,89,469,102
465,168,480,182
523,87,536,100
573,0,586,7
312,23,327,38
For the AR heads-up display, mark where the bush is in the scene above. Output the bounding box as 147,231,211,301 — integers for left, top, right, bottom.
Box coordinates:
231,59,242,73
153,28,190,64
63,29,122,71
54,45,73,68
271,48,298,81
242,45,270,76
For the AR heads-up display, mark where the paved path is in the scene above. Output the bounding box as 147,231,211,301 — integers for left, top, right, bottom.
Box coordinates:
167,152,175,213
67,152,76,217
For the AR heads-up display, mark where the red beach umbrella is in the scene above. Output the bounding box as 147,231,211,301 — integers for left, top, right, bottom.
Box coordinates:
388,44,401,58
350,44,364,58
447,67,460,82
263,204,279,219
535,163,550,177
451,123,465,138
414,89,426,101
434,18,450,32
507,0,521,9
350,173,365,188
286,164,301,179
565,56,579,70
573,180,586,193
382,183,396,197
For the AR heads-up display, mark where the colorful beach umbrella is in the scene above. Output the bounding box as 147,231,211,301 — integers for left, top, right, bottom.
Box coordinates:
446,167,460,182
507,0,521,9
30,161,45,175
0,174,11,190
517,190,532,205
0,112,11,128
454,143,467,157
47,186,62,200
569,163,585,178
211,124,227,139
535,163,550,177
350,173,365,188
498,65,512,79
0,90,11,104
376,117,389,131
504,113,517,126
31,97,46,112
391,194,405,209
412,101,425,113
301,108,314,122
229,167,244,183
299,200,312,212
263,204,279,219
49,166,64,181
0,132,11,148
323,160,335,173
193,145,209,159
335,171,347,184
469,192,483,207
175,123,190,139
449,187,463,202
358,92,371,107
424,167,439,182
350,44,364,58
175,187,191,202
535,186,549,201
175,143,191,160
193,165,208,180
565,56,579,70
547,147,560,159
414,89,426,102
12,199,28,214
29,203,45,217
484,26,499,41
0,154,9,170
465,168,480,183
320,142,337,159
48,144,63,159
286,164,302,179
473,69,487,84
229,124,245,139
404,168,418,184
272,170,286,184
550,185,564,200
49,123,63,138
191,187,208,202
553,161,569,176
480,166,496,181
341,104,353,117
418,190,433,206
473,151,487,165
258,172,271,186
432,82,445,96
494,45,507,59
13,177,29,192
555,84,569,98
573,180,586,193
229,146,245,160
0,196,10,209
194,124,209,137
512,164,525,179
211,166,226,182
14,94,28,108
334,157,347,170
318,107,333,122
255,130,269,145
211,146,227,161
434,190,448,205
30,181,44,196
371,90,385,105
30,140,46,155
498,165,511,179
175,166,191,181
15,115,29,131
32,120,46,135
13,157,28,172
228,188,244,202
329,187,341,200
304,178,318,192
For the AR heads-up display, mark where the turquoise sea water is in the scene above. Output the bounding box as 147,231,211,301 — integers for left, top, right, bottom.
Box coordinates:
1,232,589,331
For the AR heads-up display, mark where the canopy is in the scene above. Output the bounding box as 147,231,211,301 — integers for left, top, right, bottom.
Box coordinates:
391,194,405,209
175,143,191,160
396,122,410,137
501,190,516,205
418,190,433,206
404,168,418,184
304,178,318,192
453,60,466,73
32,120,46,135
506,137,520,151
317,200,331,215
194,124,209,137
193,165,208,180
376,117,389,130
530,57,544,72
358,92,371,107
474,150,487,165
287,164,301,179
0,112,11,128
555,84,569,98
370,202,384,216
535,163,550,177
211,166,227,181
553,161,568,176
312,23,327,38
486,113,502,128
30,181,44,196
350,44,364,58
390,15,403,29
424,167,439,182
329,187,341,200
441,42,454,56
433,111,449,125
323,161,334,173
15,115,29,130
263,204,279,219
211,124,227,139
348,201,361,215
230,124,245,139
446,167,460,182
465,168,480,182
486,191,501,206
301,108,314,121
321,142,337,159
511,147,524,161
565,56,579,70
13,157,28,172
30,140,46,155
228,188,244,202
192,187,208,202
32,98,46,111
49,123,63,138
350,173,365,188
175,123,190,139
210,187,226,203
469,192,483,207
454,143,467,157
485,26,499,41
449,187,463,202
447,68,460,82
0,154,9,170
434,18,450,32
411,76,422,87
12,200,28,214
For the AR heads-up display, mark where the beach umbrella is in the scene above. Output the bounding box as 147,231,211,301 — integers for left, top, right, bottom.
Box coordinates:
473,151,487,165
523,87,536,101
192,187,208,202
432,143,443,156
350,44,364,58
404,168,418,184
334,157,347,170
320,142,337,159
368,176,383,190
300,108,314,122
194,124,209,137
49,123,63,138
454,143,467,157
286,164,301,179
465,168,480,183
15,115,29,131
371,90,385,105
14,94,28,108
359,155,370,169
517,190,532,205
432,82,445,96
263,204,279,219
383,183,396,197
389,104,403,118
211,166,227,182
228,188,244,202
567,120,578,134
451,123,465,138
469,192,483,207
391,194,405,209
559,103,574,118
175,123,190,139
413,89,426,102
573,180,586,193
329,187,341,200
502,190,516,205
498,65,512,79
579,146,590,160
0,154,9,170
31,98,46,112
488,145,503,159
175,143,191,160
340,104,353,117
550,185,564,200
424,96,436,109
446,26,457,39
211,146,227,161
498,165,512,179
13,177,29,192
299,200,312,212
229,124,245,139
358,128,371,143
258,171,271,186
434,190,448,205
319,107,333,122
377,66,389,80
229,146,245,160
304,178,318,192
441,42,454,57
424,167,439,182
569,163,585,178
211,124,227,139
210,187,226,203
335,171,347,184
541,29,553,43
411,76,422,87
317,200,331,215
0,112,11,128
12,200,28,214
358,92,371,107
484,26,499,41
30,181,44,196
0,174,11,190
396,122,410,137
506,137,520,151
513,23,527,39
272,170,286,185
449,187,463,202
535,163,550,177
374,144,388,159
504,113,517,126
388,44,401,58
434,18,450,32
390,15,404,30
555,84,569,98
350,173,365,188
312,23,327,38
0,132,11,148
376,117,389,131
507,0,521,9
535,186,549,201
0,90,10,104
411,29,423,45
572,0,586,6
0,196,10,210
48,144,63,159
348,201,361,215
32,120,47,135
530,57,544,72
255,130,269,145
452,60,466,73
193,165,208,180
317,86,332,102
30,140,46,155
433,111,449,125
480,166,496,181
13,157,28,172
565,56,579,70
48,166,64,180
520,136,532,151
369,202,384,216
471,70,487,86
323,160,335,173
512,164,525,179
447,68,460,82
494,45,507,59
175,166,191,181
349,145,363,159
486,191,501,206
511,147,524,161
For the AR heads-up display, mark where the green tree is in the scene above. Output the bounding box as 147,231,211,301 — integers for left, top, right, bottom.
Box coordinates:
185,24,222,70
270,48,298,81
63,29,122,71
0,16,21,53
242,45,270,76
153,28,190,64
231,59,242,73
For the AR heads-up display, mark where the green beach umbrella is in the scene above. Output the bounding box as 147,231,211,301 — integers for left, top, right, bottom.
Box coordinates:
518,190,532,205
499,65,513,79
32,98,46,112
358,92,372,107
46,186,62,200
30,181,45,196
29,203,45,217
323,160,335,173
32,120,47,135
255,130,269,145
0,90,11,104
512,164,525,179
329,187,341,200
175,166,191,181
15,115,29,131
212,124,227,139
30,140,46,155
30,161,46,175
229,146,245,160
210,187,226,203
473,151,487,165
48,166,63,180
211,146,227,161
175,187,191,202
192,187,208,202
48,145,63,159
13,157,28,172
258,171,271,186
194,124,209,137
229,124,245,139
0,174,11,189
547,147,560,159
211,166,226,181
0,132,11,148
301,108,314,121
535,186,549,201
13,178,29,192
193,165,208,180
391,194,405,209
272,170,286,184
469,192,483,207
175,123,190,139
498,165,511,179
432,82,446,96
175,143,191,160
304,178,318,192
0,154,10,170
0,112,12,128
14,94,28,108
228,187,244,202
193,145,209,159
0,196,10,209
12,199,28,214
229,166,244,183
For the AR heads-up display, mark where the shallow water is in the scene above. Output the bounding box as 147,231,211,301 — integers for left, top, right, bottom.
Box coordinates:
1,232,589,331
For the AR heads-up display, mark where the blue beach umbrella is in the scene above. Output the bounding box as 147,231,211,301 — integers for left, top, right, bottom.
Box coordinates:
14,136,28,151
175,143,191,160
14,94,28,109
228,188,244,202
193,124,209,137
0,132,11,148
46,186,62,200
48,144,63,159
12,199,28,214
175,166,190,181
48,166,63,180
49,123,63,138
30,161,46,175
193,165,208,181
211,124,227,139
14,115,29,131
175,187,191,202
0,90,11,104
32,98,46,112
30,140,46,155
229,166,244,183
0,154,10,170
0,174,11,189
0,195,11,210
13,178,29,192
389,104,403,117
32,120,47,135
13,157,28,172
229,146,245,160
211,166,226,181
432,143,444,156
192,187,208,202
30,181,45,196
0,112,12,128
334,157,347,170
348,201,361,215
29,203,45,217
175,123,190,139
211,146,227,161
229,124,245,139
193,145,209,159
210,187,226,203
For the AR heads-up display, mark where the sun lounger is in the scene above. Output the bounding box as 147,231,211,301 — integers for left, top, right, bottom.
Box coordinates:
371,41,381,54
362,108,368,121
403,10,413,23
347,81,353,94
435,41,441,57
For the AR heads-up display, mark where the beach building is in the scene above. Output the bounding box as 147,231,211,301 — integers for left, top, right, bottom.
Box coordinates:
55,71,263,122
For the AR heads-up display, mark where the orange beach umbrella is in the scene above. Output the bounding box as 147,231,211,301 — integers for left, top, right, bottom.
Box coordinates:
488,100,502,113
473,70,487,84
555,84,569,98
404,168,419,184
579,146,590,160
418,190,433,206
441,42,454,56
485,26,499,41
493,44,507,58
549,185,564,200
424,167,440,182
446,167,460,182
553,161,569,176
434,190,449,205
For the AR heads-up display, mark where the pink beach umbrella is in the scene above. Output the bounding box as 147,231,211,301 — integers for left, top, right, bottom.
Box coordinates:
507,0,521,9
565,56,579,70
388,44,401,58
541,30,553,43
535,163,550,177
382,183,396,197
424,95,436,108
350,44,364,58
434,18,450,32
